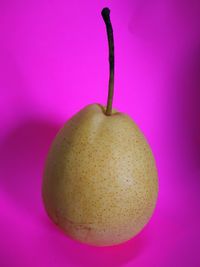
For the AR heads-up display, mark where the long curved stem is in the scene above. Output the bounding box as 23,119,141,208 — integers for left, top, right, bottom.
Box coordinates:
101,7,115,116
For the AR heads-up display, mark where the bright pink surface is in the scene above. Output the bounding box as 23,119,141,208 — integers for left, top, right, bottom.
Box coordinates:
0,1,200,266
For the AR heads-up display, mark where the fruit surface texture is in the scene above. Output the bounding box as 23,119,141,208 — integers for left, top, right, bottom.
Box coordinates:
42,104,158,246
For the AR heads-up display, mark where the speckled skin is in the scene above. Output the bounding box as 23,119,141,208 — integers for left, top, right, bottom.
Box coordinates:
42,104,158,246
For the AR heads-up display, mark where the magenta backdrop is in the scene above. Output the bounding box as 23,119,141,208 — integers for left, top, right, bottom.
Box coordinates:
0,1,200,266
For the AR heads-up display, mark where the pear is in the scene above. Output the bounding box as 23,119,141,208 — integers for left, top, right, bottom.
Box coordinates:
42,7,158,246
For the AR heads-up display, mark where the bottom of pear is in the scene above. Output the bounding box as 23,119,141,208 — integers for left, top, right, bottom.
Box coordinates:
43,200,145,247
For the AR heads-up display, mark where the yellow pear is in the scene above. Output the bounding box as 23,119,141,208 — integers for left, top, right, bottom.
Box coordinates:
42,7,158,246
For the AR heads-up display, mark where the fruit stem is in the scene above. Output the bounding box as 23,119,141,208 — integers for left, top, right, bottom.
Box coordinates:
101,7,114,116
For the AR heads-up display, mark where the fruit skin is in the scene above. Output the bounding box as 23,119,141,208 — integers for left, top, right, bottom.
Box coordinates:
42,104,158,246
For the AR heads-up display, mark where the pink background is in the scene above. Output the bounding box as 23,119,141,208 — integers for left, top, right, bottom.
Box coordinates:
0,0,200,266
